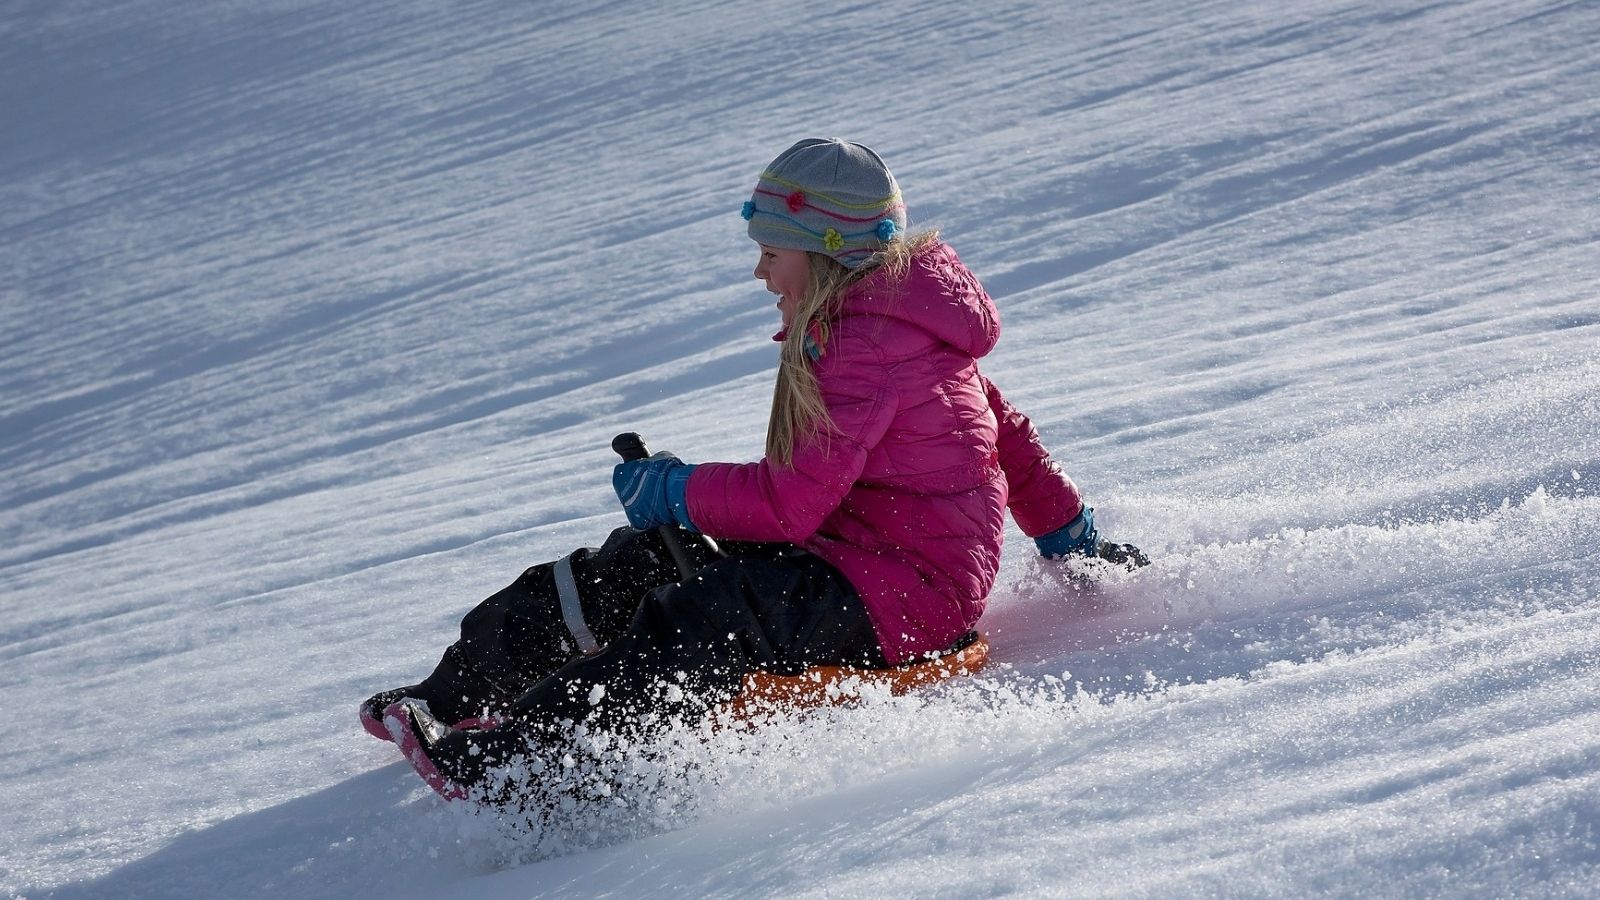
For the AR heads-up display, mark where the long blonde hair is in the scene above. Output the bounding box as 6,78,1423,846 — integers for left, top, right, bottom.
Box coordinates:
766,229,941,466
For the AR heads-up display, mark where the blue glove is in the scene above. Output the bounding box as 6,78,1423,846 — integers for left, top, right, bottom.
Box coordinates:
1034,507,1099,559
613,452,698,532
1035,506,1151,569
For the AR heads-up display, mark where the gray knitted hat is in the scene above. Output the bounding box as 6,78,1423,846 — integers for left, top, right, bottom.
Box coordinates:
741,138,907,267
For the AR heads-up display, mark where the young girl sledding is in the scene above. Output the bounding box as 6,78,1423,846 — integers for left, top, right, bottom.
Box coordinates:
366,137,1147,804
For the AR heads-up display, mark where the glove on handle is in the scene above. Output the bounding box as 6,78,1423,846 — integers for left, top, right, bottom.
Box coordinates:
611,432,718,578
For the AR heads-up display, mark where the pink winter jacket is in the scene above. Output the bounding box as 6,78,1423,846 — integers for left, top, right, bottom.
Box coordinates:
686,241,1084,664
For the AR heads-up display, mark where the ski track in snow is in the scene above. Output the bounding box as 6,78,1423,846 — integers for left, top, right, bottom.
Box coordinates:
3,0,1598,897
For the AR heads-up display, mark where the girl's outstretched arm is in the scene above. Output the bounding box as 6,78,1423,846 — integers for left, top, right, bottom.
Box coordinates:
981,374,1086,538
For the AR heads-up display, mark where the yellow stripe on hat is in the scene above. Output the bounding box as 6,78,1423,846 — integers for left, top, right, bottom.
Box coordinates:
758,172,902,211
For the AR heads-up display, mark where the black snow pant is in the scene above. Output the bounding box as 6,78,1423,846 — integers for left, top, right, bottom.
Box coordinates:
403,526,885,779
502,535,887,732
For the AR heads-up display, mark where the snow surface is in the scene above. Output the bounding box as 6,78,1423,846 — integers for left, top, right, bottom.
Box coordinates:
4,0,1599,896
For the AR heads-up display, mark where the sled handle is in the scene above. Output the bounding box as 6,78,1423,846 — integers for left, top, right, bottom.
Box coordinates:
611,432,651,463
612,432,712,579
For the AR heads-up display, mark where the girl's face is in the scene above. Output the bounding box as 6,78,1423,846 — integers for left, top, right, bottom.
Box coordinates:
753,243,810,328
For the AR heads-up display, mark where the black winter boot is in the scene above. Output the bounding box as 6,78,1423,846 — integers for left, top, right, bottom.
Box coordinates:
384,699,547,806
359,643,517,742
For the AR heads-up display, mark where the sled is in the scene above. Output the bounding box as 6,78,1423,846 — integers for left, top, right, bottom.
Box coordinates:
377,633,993,803
721,630,989,719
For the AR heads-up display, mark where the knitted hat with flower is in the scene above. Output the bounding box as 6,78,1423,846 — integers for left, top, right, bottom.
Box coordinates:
741,138,907,267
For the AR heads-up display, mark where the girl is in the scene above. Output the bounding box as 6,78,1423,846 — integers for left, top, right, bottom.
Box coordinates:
372,138,1145,802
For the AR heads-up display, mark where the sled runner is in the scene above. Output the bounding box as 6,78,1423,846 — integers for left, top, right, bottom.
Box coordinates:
722,629,989,718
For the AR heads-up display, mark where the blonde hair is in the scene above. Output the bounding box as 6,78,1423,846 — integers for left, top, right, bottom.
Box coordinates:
766,229,942,466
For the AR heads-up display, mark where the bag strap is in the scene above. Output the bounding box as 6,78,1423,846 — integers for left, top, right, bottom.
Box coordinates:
553,553,602,656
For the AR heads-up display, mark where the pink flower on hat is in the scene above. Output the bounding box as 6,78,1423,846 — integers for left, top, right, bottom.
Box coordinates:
786,191,807,213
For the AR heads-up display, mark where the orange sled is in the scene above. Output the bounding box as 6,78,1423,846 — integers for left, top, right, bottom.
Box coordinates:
721,631,989,719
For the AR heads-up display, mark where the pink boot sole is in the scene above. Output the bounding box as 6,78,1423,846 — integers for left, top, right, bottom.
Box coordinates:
384,702,469,801
359,706,392,741
361,704,503,743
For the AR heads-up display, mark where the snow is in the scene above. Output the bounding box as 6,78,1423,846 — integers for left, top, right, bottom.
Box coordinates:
3,0,1598,896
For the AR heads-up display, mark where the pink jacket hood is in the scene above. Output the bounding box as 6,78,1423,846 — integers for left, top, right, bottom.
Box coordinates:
774,243,1000,359
839,246,1000,358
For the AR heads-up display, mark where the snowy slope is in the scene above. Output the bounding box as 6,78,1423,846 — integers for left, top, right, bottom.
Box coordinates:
3,0,1598,896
